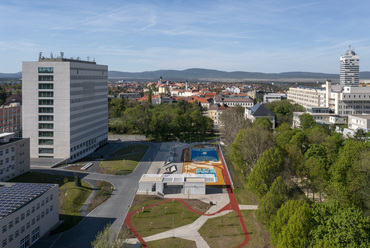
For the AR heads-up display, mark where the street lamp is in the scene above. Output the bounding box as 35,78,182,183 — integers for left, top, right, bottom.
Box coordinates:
172,217,174,237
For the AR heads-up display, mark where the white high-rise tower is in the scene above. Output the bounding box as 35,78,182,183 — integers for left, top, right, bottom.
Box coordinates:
340,46,359,85
22,54,108,163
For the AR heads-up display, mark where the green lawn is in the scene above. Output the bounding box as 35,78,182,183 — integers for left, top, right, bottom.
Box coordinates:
98,152,145,175
110,144,149,157
242,210,270,248
130,201,201,237
199,211,245,248
146,237,196,248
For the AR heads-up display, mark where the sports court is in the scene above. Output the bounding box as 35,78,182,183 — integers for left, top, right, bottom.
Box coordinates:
183,146,225,185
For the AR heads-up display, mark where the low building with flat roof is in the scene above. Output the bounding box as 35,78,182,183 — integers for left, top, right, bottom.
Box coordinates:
0,182,59,248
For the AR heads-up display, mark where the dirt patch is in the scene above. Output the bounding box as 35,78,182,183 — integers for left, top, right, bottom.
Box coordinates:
183,199,212,214
118,223,136,239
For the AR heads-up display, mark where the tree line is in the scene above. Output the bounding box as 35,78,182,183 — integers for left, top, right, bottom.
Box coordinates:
108,98,213,141
220,100,370,248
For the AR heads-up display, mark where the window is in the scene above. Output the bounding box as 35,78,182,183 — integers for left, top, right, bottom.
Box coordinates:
50,194,53,200
26,222,30,229
8,234,13,243
41,212,45,218
21,213,25,220
38,75,53,81
38,139,53,145
15,230,19,238
0,151,2,156
50,205,53,212
39,148,53,154
2,225,6,233
11,147,14,152
32,206,35,213
20,234,29,248
8,221,13,229
26,210,30,216
39,123,53,129
36,215,40,222
46,197,49,203
2,239,6,247
15,217,19,225
36,203,40,210
38,91,54,97
5,149,8,154
38,115,54,121
38,83,53,89
46,209,49,215
39,131,53,137
38,67,53,73
31,227,40,244
31,219,35,225
21,226,25,233
38,99,54,105
41,200,44,206
38,107,53,113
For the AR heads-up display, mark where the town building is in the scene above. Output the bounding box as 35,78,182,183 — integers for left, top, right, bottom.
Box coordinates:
0,182,59,248
348,115,370,132
207,104,228,129
22,53,108,163
0,103,21,135
340,46,359,85
213,95,254,108
0,133,29,182
245,103,276,128
263,93,287,103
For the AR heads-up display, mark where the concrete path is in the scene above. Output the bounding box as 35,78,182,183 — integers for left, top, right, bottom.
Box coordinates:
239,205,258,210
126,210,233,247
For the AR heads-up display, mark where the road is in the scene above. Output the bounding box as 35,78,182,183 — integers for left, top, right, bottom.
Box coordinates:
34,140,161,248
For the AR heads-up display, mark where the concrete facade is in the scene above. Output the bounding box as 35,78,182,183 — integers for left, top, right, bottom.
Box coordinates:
0,133,30,182
348,115,370,131
0,183,59,248
22,56,108,162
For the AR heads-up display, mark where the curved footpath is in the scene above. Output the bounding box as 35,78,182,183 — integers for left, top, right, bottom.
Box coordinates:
124,145,250,247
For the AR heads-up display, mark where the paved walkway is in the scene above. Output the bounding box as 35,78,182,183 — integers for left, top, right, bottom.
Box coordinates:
239,205,258,210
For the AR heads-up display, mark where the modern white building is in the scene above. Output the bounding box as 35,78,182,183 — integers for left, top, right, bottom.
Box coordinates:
0,182,59,248
348,115,370,132
22,54,108,163
0,133,30,182
340,46,359,85
263,93,287,103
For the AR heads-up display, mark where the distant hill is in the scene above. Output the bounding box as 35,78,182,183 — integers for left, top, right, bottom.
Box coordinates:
0,72,22,79
2,69,370,81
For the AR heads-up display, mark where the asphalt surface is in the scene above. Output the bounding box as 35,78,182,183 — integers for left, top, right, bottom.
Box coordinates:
34,140,161,248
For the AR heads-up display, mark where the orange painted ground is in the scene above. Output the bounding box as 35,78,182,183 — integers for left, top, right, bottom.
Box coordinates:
182,161,225,185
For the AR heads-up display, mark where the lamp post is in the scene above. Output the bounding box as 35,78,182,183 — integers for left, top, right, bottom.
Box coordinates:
172,217,174,237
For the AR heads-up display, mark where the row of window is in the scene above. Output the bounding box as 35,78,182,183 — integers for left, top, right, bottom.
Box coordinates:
0,156,14,164
38,139,53,145
39,91,53,97
39,148,53,154
0,147,14,156
39,131,53,137
39,99,53,105
38,75,53,81
39,83,53,89
39,107,53,113
38,67,53,73
39,123,53,129
39,115,53,121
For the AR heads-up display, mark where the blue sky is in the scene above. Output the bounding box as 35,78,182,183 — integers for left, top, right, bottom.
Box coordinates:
1,0,370,73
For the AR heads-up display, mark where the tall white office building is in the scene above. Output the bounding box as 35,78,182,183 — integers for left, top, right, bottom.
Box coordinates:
22,54,108,163
340,46,359,85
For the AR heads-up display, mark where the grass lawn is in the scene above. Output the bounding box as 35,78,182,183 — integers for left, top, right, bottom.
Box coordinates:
242,210,271,248
130,201,201,237
199,211,245,247
52,180,93,233
146,237,196,248
88,181,113,212
98,152,145,175
110,144,149,157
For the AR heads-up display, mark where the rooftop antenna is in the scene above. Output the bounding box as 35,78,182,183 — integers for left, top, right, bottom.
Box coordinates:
39,52,42,59
60,52,64,59
87,56,90,61
50,52,53,59
93,57,95,62
77,56,80,60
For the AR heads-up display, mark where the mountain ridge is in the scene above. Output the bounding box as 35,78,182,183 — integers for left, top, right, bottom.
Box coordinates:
2,69,370,81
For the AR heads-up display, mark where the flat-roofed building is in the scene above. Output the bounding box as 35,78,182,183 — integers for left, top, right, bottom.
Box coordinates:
22,54,108,163
0,103,21,135
348,115,370,131
0,182,59,248
0,133,29,182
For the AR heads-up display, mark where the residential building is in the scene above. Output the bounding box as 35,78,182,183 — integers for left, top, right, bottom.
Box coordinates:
213,95,254,108
340,46,359,85
245,103,276,128
22,54,108,163
0,182,59,248
0,133,29,182
292,112,346,128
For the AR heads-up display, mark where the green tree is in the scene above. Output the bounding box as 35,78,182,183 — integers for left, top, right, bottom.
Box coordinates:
256,176,289,227
270,200,311,248
248,147,285,198
310,202,370,248
299,113,316,130
230,125,274,176
91,223,122,248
